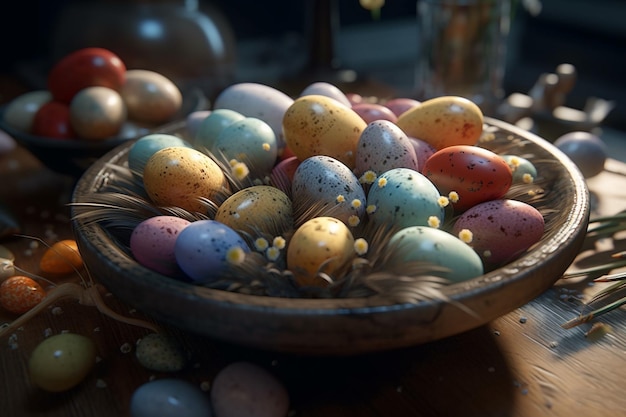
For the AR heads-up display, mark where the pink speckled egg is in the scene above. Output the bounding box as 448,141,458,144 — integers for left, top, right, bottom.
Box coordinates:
452,199,545,266
130,216,191,276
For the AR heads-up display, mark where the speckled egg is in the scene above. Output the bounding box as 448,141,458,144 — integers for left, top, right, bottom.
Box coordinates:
409,137,436,174
128,133,192,176
423,145,513,212
193,108,245,151
130,379,212,417
2,90,52,132
120,69,182,125
300,81,352,107
211,361,290,417
282,94,367,169
215,185,293,238
351,102,398,124
291,155,366,227
287,216,355,286
213,117,278,180
501,155,538,184
174,219,250,283
366,167,444,229
384,97,421,117
452,199,545,265
143,147,228,214
130,216,191,277
387,226,484,283
69,86,127,140
396,96,484,149
135,333,187,372
355,120,418,177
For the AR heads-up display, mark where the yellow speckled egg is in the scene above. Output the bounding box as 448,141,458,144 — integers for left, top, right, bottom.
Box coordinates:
215,185,293,238
287,216,355,287
395,96,483,150
282,94,367,169
143,146,228,214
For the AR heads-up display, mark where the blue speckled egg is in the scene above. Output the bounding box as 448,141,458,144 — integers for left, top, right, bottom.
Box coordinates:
193,108,244,151
367,167,444,229
174,219,250,283
292,155,366,227
128,133,192,176
213,117,278,180
130,379,212,417
501,155,538,184
387,226,484,283
355,120,418,177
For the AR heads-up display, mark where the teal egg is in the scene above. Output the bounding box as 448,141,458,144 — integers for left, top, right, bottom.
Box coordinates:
501,155,538,184
367,167,444,229
387,226,484,283
128,133,191,176
193,108,245,151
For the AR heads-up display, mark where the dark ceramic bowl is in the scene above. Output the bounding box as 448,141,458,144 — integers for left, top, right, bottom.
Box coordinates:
71,117,590,355
0,89,207,177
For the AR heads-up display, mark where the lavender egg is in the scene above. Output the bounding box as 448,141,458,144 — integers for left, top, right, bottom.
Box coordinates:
130,216,191,277
355,120,419,177
292,155,366,227
174,220,250,283
367,167,444,229
452,199,545,265
300,81,352,107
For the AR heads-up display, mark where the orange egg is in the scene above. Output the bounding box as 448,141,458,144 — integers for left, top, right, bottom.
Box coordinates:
39,239,84,275
0,276,46,314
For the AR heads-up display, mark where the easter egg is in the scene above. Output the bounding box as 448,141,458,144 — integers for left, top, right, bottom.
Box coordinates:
128,133,192,176
39,239,83,275
69,86,127,140
351,102,398,124
409,137,436,174
31,101,75,139
423,145,513,212
130,379,212,417
396,96,484,149
135,333,187,372
0,276,46,314
193,108,244,150
355,120,418,177
184,110,211,139
130,216,191,276
282,94,367,169
28,333,97,392
287,216,355,286
501,155,538,184
452,199,545,265
300,81,352,107
211,361,290,417
174,220,250,283
387,226,484,283
215,185,293,238
143,147,228,213
270,156,300,195
554,131,607,178
2,90,52,132
291,155,366,227
213,117,278,180
384,97,421,117
366,167,444,229
120,69,182,124
47,47,126,104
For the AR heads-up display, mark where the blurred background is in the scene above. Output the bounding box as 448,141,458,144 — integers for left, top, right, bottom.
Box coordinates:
1,0,624,130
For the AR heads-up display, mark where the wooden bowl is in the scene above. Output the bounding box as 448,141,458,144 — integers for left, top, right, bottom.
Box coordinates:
71,117,590,355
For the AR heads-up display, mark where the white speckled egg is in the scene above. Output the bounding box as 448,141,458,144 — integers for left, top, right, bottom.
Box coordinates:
2,90,52,132
128,134,192,176
292,155,365,227
130,215,191,277
367,167,444,229
213,117,278,180
174,219,250,283
287,216,355,286
300,81,352,107
387,226,484,283
130,379,212,417
214,82,294,151
69,86,127,140
193,108,245,151
121,69,182,125
211,361,290,417
282,95,367,169
215,185,293,238
355,120,419,177
143,147,228,213
452,199,545,265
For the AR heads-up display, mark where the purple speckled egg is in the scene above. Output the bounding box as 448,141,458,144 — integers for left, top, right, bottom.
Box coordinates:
130,216,191,277
452,199,545,266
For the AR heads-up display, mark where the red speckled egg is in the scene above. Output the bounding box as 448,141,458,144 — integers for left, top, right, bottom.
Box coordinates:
47,47,126,104
452,199,545,265
423,145,512,212
0,276,46,314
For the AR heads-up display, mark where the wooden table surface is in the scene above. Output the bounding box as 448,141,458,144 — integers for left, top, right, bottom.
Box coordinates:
1,82,626,417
